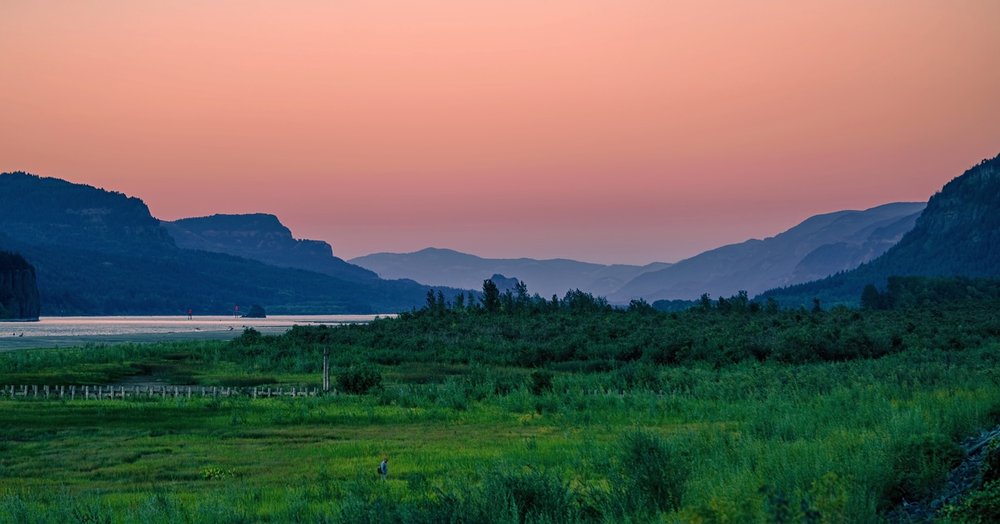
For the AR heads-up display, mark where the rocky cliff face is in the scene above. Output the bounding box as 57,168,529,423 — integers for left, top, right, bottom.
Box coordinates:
163,213,377,282
0,252,41,321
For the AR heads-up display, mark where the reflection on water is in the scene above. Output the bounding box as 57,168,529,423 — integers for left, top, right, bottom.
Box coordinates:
0,315,387,338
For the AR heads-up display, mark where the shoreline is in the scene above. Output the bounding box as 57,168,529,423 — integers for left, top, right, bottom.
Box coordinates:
0,329,265,351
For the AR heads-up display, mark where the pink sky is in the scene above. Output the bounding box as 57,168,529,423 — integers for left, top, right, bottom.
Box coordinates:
2,1,999,264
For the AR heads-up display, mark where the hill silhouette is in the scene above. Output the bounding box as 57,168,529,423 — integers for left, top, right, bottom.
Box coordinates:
351,247,670,298
611,202,924,302
763,154,1000,306
163,214,377,282
0,172,457,315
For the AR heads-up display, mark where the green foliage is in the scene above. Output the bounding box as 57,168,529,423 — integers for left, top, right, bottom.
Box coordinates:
884,433,965,506
482,279,501,313
983,440,1000,484
941,480,1000,524
337,365,383,394
861,283,889,310
529,370,553,395
613,431,689,515
477,466,578,524
201,466,235,480
610,362,661,391
3,293,1000,522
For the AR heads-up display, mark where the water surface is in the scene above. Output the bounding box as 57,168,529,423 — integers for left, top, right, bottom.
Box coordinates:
0,315,387,350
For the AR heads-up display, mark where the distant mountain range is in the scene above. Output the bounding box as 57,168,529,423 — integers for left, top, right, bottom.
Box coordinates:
351,203,925,302
764,153,1000,306
0,172,456,315
611,202,925,302
350,248,672,298
4,152,996,315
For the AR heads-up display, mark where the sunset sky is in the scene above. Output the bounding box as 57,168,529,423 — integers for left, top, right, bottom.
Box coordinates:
2,1,999,264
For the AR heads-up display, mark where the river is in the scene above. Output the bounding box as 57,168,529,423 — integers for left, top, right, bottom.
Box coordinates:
0,315,388,350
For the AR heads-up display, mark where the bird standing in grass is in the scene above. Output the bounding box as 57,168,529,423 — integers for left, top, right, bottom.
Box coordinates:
378,457,388,480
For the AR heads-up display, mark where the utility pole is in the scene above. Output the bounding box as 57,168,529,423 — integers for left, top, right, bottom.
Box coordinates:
323,347,330,392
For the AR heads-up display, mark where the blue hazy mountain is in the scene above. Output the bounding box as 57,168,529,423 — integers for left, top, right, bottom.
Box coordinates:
0,172,455,315
611,202,926,302
162,214,377,282
764,154,1000,306
350,248,672,298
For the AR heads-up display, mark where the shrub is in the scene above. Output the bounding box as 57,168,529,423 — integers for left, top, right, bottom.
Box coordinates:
604,430,690,517
337,365,383,394
982,439,1000,484
529,370,554,395
940,480,1000,523
610,362,662,391
232,327,263,346
477,466,578,524
884,433,964,506
202,466,235,480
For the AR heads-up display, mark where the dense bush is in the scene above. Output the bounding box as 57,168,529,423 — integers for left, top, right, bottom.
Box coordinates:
941,480,1000,523
609,431,690,516
528,370,553,395
982,440,1000,484
884,433,965,506
214,289,1000,375
336,365,383,394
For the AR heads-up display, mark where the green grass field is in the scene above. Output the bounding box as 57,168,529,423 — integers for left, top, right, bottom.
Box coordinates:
2,335,999,522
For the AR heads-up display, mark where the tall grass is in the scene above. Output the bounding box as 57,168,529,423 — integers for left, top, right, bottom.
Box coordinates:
1,343,998,522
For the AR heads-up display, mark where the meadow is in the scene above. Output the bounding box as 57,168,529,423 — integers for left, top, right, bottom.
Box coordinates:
2,286,1000,523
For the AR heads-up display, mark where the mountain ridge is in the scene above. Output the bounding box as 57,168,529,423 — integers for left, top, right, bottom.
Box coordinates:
0,172,457,315
610,201,925,302
163,214,377,282
350,247,671,298
763,153,1000,306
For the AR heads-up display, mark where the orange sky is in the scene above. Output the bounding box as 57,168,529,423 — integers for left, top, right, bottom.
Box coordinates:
2,0,999,264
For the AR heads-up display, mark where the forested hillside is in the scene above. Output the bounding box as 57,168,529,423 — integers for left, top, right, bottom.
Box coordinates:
764,154,1000,306
0,172,457,315
0,251,40,320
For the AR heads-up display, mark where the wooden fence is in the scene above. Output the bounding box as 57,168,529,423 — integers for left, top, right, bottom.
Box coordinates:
0,384,322,401
1,384,670,401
